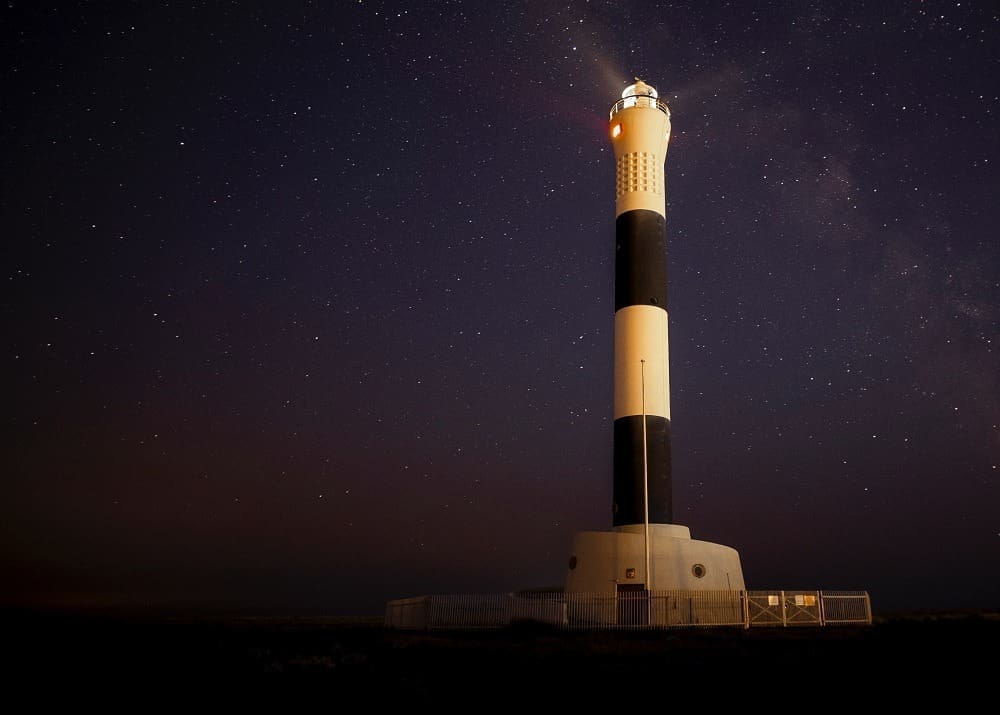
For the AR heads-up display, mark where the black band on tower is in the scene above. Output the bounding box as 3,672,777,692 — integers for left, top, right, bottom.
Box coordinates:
612,415,673,526
615,210,668,312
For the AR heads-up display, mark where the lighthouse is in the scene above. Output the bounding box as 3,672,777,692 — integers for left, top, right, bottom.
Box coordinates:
382,78,873,632
610,79,673,529
565,80,745,605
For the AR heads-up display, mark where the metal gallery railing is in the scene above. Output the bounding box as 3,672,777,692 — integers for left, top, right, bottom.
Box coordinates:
384,590,871,631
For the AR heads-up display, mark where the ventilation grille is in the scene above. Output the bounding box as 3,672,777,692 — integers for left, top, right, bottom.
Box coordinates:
616,152,662,199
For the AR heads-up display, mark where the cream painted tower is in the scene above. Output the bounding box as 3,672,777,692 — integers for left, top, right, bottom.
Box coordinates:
564,80,745,609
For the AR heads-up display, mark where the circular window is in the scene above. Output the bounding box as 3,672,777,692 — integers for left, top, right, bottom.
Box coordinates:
691,563,707,579
568,556,578,570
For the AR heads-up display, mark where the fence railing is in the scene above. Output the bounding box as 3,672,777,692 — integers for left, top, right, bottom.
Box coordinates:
385,590,871,631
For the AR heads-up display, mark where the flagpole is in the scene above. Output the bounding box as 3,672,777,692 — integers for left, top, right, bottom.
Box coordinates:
641,358,650,612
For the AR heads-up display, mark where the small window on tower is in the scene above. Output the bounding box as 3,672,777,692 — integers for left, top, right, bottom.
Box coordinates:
611,123,622,138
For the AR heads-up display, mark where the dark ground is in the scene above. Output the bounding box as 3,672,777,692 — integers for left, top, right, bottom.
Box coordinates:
4,606,996,699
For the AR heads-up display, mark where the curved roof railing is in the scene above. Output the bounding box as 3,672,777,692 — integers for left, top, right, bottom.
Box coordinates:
610,94,670,119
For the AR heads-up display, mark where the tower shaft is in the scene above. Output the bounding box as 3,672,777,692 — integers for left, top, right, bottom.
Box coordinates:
609,81,673,527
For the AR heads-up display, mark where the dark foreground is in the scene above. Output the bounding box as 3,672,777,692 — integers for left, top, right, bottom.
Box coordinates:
5,607,997,697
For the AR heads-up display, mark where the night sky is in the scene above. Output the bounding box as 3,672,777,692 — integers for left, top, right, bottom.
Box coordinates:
4,1,998,617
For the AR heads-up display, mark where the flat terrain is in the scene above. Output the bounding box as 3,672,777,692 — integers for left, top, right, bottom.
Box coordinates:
5,607,997,698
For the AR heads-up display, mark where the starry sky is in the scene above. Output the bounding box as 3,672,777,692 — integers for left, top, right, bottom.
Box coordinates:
3,1,998,617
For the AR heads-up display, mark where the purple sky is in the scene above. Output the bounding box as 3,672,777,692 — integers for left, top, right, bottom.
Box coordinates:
4,1,998,615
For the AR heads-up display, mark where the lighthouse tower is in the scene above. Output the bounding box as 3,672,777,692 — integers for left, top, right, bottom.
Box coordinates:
565,80,745,602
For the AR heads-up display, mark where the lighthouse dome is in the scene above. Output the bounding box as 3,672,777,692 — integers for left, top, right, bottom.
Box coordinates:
622,80,658,99
610,78,669,119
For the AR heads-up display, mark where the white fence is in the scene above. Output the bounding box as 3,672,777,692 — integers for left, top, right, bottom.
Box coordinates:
385,590,871,631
